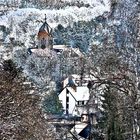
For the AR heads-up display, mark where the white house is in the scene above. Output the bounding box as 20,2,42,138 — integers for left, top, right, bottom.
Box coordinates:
59,86,90,116
59,74,97,116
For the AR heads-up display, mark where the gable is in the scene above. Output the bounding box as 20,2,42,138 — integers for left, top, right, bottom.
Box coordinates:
67,86,89,101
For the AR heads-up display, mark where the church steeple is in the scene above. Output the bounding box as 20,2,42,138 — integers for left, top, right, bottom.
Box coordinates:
38,14,53,49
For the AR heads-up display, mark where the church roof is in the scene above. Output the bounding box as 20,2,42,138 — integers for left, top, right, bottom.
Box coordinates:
39,22,51,34
38,15,52,36
28,48,57,57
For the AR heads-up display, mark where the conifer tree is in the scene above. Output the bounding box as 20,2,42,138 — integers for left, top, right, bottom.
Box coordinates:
99,85,124,140
43,90,63,115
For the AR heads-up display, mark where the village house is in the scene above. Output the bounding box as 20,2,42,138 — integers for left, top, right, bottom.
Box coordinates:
59,74,98,118
58,74,99,139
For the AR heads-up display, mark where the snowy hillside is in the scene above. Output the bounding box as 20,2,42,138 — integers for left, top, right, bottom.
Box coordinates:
61,0,109,7
1,2,110,28
0,0,110,47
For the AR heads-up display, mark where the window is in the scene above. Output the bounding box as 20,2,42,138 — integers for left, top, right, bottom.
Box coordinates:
77,101,86,106
66,96,69,102
66,104,69,109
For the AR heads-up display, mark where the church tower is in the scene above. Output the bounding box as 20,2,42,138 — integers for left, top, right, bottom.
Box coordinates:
38,15,53,49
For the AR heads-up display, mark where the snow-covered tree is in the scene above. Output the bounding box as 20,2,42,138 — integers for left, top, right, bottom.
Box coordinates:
0,59,56,140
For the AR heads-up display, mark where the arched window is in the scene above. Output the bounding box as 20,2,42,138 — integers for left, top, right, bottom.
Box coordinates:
41,38,46,49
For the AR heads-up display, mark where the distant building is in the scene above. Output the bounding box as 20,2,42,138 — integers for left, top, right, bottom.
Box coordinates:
59,74,98,117
59,85,90,116
37,15,53,49
28,15,84,58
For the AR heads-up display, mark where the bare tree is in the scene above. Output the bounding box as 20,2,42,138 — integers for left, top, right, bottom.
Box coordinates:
0,60,56,140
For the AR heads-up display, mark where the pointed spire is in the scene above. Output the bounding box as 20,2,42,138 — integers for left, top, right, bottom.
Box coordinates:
38,14,52,37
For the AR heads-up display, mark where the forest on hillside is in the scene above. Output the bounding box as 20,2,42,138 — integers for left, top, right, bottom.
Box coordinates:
0,0,140,139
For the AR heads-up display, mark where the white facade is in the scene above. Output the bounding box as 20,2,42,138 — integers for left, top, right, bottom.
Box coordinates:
59,86,90,116
59,74,100,117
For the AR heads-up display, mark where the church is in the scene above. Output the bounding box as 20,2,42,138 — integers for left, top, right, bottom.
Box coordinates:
28,15,83,58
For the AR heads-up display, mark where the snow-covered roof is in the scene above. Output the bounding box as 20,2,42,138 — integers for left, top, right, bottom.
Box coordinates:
71,122,88,135
30,48,56,57
29,45,83,57
67,86,89,101
53,45,67,51
71,48,83,57
63,74,96,88
39,20,52,36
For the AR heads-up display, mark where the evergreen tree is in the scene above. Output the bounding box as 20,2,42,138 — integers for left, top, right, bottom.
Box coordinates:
43,90,63,115
99,85,125,140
